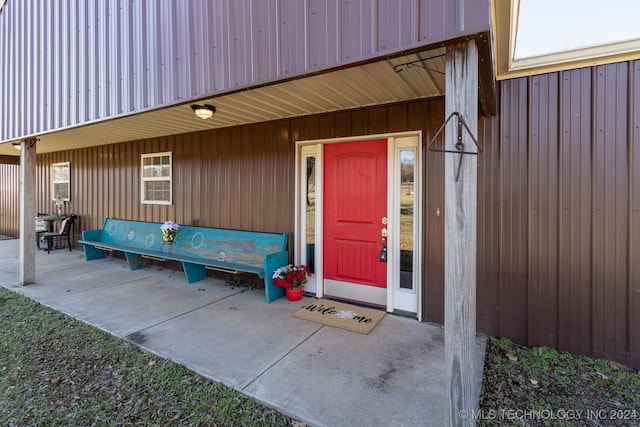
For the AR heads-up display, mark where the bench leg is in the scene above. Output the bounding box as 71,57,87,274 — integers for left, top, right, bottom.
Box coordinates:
83,245,109,261
181,262,206,283
124,252,151,269
263,252,288,303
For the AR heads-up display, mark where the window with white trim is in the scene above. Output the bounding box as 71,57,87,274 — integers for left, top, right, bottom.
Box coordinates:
141,152,172,205
52,162,70,201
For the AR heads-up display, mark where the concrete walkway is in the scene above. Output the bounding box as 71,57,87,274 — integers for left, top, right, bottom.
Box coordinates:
0,239,486,426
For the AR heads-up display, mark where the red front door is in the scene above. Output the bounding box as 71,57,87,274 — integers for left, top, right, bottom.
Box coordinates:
323,139,387,306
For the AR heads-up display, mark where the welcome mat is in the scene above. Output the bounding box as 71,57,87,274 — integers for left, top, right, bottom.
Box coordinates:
292,299,386,335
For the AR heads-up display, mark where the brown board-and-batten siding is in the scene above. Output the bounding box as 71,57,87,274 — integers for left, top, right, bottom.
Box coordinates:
0,157,20,238
1,61,639,368
497,61,640,368
35,123,294,240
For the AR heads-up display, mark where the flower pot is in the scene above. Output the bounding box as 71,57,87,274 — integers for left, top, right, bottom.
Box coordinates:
285,288,303,302
162,231,177,243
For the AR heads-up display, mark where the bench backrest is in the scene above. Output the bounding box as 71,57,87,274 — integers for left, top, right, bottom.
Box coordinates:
98,218,167,250
98,218,287,268
173,225,287,268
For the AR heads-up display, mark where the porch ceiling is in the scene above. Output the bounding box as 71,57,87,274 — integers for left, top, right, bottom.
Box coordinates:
0,48,445,156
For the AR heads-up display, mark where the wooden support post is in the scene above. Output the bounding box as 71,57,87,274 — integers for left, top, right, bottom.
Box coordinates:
444,40,478,426
19,138,37,285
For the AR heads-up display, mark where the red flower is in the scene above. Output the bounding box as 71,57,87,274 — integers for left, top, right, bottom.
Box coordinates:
272,264,312,290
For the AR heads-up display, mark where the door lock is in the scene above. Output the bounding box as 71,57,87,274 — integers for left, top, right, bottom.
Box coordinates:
379,247,388,262
380,218,388,263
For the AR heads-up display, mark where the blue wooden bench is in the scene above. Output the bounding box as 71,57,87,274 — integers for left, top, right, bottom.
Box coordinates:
78,218,289,303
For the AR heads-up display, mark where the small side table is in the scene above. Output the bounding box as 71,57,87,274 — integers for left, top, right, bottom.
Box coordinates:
36,215,66,249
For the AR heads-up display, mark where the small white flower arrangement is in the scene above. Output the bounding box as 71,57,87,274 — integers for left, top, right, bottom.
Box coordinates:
52,194,64,215
160,221,179,242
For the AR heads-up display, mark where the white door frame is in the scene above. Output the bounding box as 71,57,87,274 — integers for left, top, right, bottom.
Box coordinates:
294,132,422,319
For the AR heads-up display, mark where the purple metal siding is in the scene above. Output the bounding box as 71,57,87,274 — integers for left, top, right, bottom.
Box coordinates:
228,1,254,88
253,0,280,81
338,0,375,61
307,0,338,69
279,0,307,76
0,0,489,142
376,0,418,51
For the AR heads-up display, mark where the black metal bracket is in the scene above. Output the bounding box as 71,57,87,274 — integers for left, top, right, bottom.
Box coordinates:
13,137,39,150
393,53,446,74
427,111,482,181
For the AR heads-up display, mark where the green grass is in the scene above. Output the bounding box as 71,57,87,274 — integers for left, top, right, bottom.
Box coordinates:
480,336,640,426
0,287,294,426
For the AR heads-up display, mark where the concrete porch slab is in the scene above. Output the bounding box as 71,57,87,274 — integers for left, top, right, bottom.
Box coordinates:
133,293,323,389
243,314,487,426
0,239,487,427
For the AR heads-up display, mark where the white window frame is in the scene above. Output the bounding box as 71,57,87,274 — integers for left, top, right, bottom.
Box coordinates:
51,161,71,201
141,151,173,205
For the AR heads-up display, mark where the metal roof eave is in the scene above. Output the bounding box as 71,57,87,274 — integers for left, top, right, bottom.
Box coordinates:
0,47,449,157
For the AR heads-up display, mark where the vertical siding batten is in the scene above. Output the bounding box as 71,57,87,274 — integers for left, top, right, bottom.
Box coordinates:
423,99,445,324
592,64,629,362
558,68,593,357
527,74,560,348
476,113,501,333
499,78,529,343
630,60,640,368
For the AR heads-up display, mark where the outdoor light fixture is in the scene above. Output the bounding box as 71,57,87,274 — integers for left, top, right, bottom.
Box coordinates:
190,104,216,120
12,138,38,151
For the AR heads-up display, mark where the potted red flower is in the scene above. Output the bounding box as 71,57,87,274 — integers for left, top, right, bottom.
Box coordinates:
272,264,311,301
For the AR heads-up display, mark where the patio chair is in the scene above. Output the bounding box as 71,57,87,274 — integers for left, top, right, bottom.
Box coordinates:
35,212,52,249
44,214,77,254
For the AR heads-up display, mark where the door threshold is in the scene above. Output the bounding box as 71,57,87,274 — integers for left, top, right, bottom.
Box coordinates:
321,295,386,312
392,308,418,319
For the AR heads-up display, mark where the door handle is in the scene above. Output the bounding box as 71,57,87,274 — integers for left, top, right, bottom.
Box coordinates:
379,226,388,263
